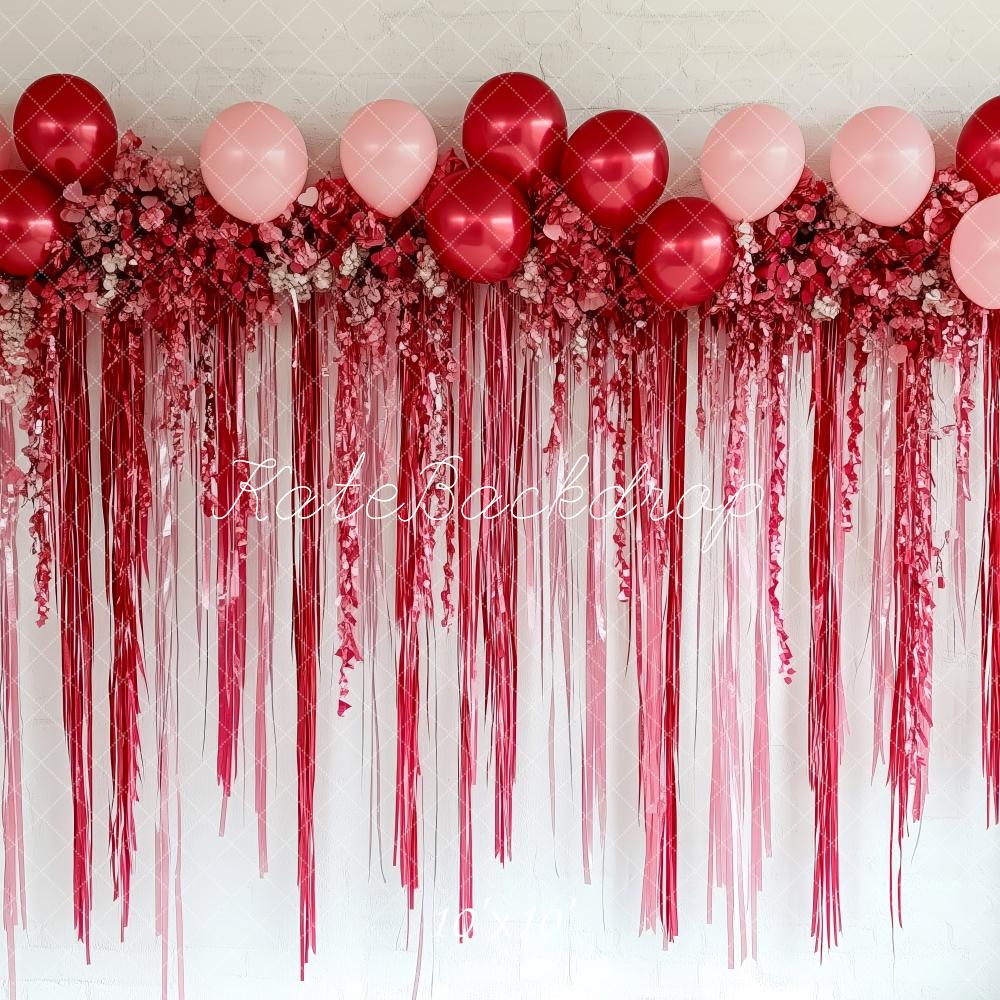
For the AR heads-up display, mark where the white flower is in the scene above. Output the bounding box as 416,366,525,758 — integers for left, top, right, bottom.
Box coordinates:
922,287,955,317
414,245,449,299
340,243,363,279
735,221,756,250
811,294,841,321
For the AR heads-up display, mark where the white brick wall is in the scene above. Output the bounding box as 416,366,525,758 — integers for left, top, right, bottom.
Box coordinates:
3,2,1000,998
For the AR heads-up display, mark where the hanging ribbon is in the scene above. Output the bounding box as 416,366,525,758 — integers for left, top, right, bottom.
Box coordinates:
633,312,686,944
1,401,26,999
456,283,477,939
807,316,848,954
478,284,519,864
206,304,251,827
152,365,186,1000
54,307,95,959
983,314,1000,825
889,341,936,925
254,323,278,876
291,297,322,976
582,318,610,884
100,318,150,937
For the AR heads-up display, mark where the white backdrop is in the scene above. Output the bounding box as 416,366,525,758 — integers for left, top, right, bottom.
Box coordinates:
4,1,1000,998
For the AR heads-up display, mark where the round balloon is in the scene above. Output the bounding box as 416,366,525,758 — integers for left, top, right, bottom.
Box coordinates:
341,99,437,217
462,72,567,191
700,104,805,221
561,110,668,231
950,195,1000,308
829,106,935,227
633,196,736,309
14,74,117,192
0,169,69,277
957,97,1000,199
200,102,308,224
424,167,531,283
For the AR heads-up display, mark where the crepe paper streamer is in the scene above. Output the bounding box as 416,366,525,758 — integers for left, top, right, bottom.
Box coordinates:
55,308,96,959
808,317,848,955
1,402,26,1000
100,319,150,937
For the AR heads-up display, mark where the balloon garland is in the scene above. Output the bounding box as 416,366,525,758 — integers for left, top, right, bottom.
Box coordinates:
0,71,999,999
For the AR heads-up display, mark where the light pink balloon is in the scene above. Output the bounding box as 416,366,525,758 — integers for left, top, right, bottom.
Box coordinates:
200,102,308,224
830,106,935,227
950,195,1000,308
340,99,437,217
0,117,14,171
700,104,805,221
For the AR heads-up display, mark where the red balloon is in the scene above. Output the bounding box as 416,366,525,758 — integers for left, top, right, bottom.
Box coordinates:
14,74,118,192
561,110,668,231
958,96,1000,198
463,72,567,191
424,167,531,283
633,197,735,309
0,170,69,277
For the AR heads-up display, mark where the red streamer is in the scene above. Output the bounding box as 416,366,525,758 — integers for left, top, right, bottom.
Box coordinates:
54,308,95,959
478,284,519,864
633,312,686,944
206,305,251,826
100,319,150,937
807,317,847,954
254,324,278,875
292,298,322,976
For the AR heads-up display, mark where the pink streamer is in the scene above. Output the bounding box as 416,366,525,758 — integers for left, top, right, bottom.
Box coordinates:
1,402,25,999
152,371,185,1000
888,343,936,926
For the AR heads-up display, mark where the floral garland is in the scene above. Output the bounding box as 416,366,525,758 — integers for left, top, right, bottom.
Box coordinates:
0,131,995,994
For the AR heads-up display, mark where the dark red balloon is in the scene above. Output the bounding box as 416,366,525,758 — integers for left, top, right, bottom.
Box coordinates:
424,167,531,283
958,96,1000,198
0,169,69,277
463,72,567,191
14,74,118,192
561,110,668,231
633,197,735,309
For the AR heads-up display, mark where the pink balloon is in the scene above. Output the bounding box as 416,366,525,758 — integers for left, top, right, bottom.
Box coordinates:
340,99,437,217
950,195,1000,308
0,117,14,171
700,104,804,221
830,106,935,227
200,102,308,224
